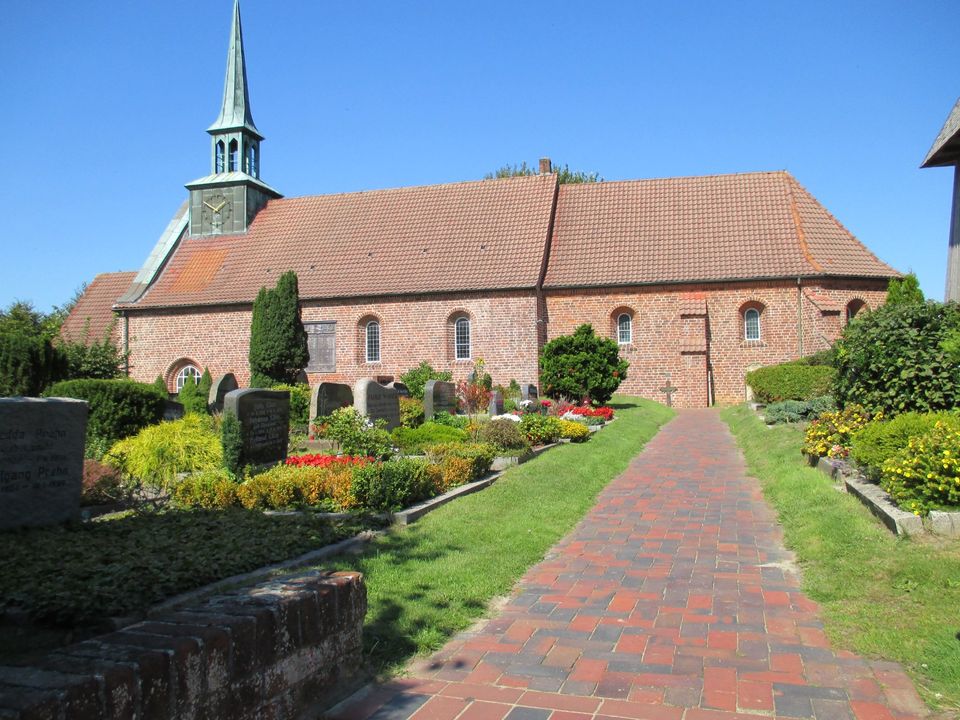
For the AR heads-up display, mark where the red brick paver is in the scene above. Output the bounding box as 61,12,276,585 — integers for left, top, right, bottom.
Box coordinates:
328,411,929,720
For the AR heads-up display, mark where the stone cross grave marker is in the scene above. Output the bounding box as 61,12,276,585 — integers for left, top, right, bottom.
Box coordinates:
309,382,353,423
0,397,88,530
659,379,678,407
224,389,290,466
488,390,504,417
424,379,457,420
354,379,401,431
208,373,239,414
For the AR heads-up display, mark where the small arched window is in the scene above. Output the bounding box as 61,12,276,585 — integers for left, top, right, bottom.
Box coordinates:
215,141,225,173
617,313,632,344
455,317,471,360
846,300,865,323
228,140,239,172
246,144,258,177
744,308,761,341
175,365,201,392
365,320,381,362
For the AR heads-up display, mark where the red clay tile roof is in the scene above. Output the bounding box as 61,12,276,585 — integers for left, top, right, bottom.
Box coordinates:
543,171,897,289
60,272,135,344
130,174,557,308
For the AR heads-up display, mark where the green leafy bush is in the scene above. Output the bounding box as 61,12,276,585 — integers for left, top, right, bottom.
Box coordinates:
172,469,239,509
794,349,835,367
746,364,835,403
237,465,300,510
318,406,393,459
45,378,166,446
850,412,955,480
271,382,310,426
105,414,222,489
351,458,434,512
431,411,469,429
477,418,529,452
886,272,924,306
399,361,452,400
392,422,468,454
834,301,960,415
177,371,206,414
152,376,169,396
540,324,628,404
399,396,424,428
0,333,62,396
58,333,125,380
248,271,309,386
519,414,563,445
424,442,496,481
881,416,960,514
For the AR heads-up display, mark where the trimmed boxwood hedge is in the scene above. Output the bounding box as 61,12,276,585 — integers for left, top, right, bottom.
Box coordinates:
746,364,835,403
45,378,166,446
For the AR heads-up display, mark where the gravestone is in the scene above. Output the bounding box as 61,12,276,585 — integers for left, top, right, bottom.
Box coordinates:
387,381,410,398
224,389,290,466
0,398,87,530
208,373,239,413
520,383,539,404
163,400,185,421
309,382,353,422
488,390,504,417
353,379,401,431
424,380,457,420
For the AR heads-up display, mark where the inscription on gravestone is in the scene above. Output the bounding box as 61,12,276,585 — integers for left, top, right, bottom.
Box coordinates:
423,380,457,420
354,379,401,431
224,389,290,466
488,390,504,417
309,382,353,422
0,398,87,530
208,373,238,414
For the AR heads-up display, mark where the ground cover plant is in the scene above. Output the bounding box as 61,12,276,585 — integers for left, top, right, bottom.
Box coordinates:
323,397,673,674
722,405,960,711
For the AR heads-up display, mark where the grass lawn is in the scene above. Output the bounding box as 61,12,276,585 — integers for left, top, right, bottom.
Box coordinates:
324,396,674,674
721,405,960,713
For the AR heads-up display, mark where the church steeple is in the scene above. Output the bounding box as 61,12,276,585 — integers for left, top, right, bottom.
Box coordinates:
186,0,280,237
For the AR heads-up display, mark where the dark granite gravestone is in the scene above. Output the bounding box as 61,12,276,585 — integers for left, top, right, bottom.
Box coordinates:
387,381,410,398
423,380,457,420
488,390,504,417
224,389,290,466
208,373,239,413
309,382,353,422
520,384,539,404
163,400,185,421
0,398,87,530
353,379,400,431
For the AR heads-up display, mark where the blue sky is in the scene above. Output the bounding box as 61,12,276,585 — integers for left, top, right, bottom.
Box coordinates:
1,1,957,312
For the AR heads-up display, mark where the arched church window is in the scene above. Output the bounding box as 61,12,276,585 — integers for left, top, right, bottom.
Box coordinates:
228,140,239,172
365,320,381,362
215,141,225,173
846,299,866,323
455,316,471,360
246,144,258,177
617,313,632,344
744,308,761,341
175,365,201,392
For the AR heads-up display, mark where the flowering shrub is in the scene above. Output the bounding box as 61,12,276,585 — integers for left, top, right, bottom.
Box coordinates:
519,414,563,445
559,419,590,442
571,406,614,421
285,454,369,468
802,405,875,459
881,418,960,515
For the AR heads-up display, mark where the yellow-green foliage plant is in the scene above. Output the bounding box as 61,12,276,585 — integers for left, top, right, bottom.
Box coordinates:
802,404,875,459
559,419,591,442
106,414,222,489
172,469,239,509
881,417,960,515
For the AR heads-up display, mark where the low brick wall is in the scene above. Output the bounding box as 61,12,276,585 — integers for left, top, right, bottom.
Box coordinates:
0,570,366,719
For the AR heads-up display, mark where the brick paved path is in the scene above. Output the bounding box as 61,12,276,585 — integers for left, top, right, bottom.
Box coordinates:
329,410,928,720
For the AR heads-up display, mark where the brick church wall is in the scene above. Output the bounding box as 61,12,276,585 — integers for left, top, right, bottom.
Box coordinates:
544,279,888,408
125,290,541,391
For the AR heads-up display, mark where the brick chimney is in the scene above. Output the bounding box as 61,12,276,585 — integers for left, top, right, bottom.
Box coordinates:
539,157,552,174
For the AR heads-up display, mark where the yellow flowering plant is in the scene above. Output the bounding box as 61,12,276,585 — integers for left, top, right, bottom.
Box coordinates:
802,404,876,459
881,418,960,515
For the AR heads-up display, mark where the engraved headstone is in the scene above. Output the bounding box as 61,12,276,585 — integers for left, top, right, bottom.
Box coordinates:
488,390,504,417
224,389,290,466
354,379,401,431
208,373,239,413
0,398,87,530
387,381,410,398
309,382,353,422
520,384,539,403
424,380,457,420
163,400,185,421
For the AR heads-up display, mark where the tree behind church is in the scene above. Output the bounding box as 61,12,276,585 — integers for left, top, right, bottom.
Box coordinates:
248,271,309,387
485,162,602,184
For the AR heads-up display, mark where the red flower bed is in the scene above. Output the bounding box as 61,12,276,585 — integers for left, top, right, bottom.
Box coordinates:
285,454,370,468
570,406,614,421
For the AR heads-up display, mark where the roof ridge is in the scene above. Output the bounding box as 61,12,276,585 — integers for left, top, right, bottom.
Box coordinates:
557,169,791,192
783,173,823,274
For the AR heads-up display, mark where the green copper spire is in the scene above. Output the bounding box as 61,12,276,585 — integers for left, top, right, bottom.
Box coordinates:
208,0,262,139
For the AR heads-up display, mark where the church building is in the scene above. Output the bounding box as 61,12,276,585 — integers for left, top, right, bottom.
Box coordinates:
66,1,898,408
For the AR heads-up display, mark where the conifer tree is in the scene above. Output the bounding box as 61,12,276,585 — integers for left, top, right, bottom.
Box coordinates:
248,271,309,386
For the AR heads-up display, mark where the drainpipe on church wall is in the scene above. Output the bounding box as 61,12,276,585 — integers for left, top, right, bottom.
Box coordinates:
796,278,804,358
121,312,130,377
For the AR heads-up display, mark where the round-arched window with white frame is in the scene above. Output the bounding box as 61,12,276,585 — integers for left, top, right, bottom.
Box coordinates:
175,365,201,392
365,320,381,362
454,316,471,360
744,307,761,341
617,313,632,344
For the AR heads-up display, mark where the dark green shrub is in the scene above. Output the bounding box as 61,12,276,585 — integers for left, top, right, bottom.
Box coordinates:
221,410,243,476
808,395,836,416
794,349,835,367
248,271,309,386
477,418,528,452
399,396,424,428
271,382,310,426
886,273,924,306
45,379,165,446
424,442,496,481
431,411,469,429
152,376,169,396
0,333,62,396
540,324,628,404
177,372,206,414
850,412,956,480
58,331,125,380
834,301,960,415
746,364,835,403
399,361,452,400
518,414,563,445
392,422,468,454
351,458,434,512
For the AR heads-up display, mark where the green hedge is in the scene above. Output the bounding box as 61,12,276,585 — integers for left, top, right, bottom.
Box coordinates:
392,422,468,454
424,442,497,481
45,379,166,446
0,333,62,396
746,364,835,403
351,458,435,512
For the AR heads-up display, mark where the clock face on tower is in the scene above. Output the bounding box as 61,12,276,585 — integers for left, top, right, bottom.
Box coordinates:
201,193,233,233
